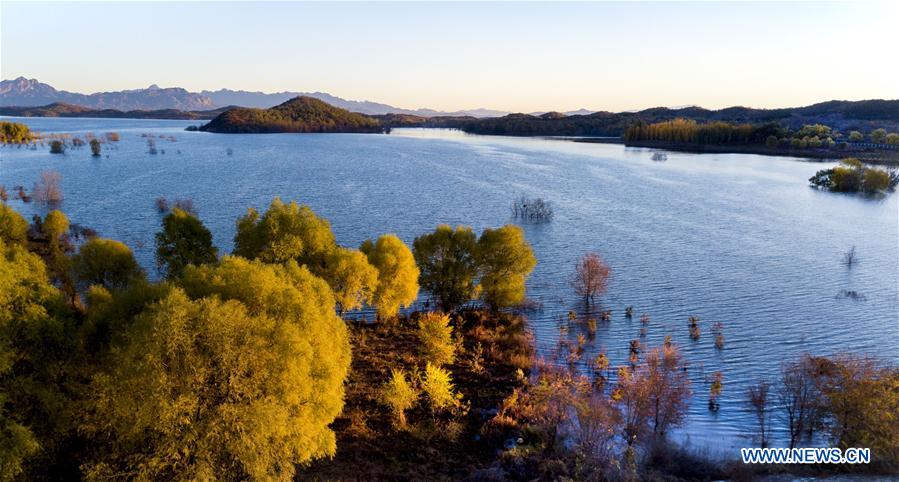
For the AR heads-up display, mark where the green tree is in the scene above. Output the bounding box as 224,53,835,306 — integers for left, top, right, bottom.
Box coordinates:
886,133,899,145
360,234,419,319
154,208,218,279
234,198,336,268
476,225,536,309
848,131,863,142
765,135,778,148
0,204,28,246
412,225,478,312
320,247,378,314
85,256,350,480
41,210,69,253
72,238,144,290
871,128,887,144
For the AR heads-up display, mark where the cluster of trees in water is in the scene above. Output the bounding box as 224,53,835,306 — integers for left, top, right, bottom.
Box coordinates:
0,121,122,158
624,119,899,149
809,158,899,193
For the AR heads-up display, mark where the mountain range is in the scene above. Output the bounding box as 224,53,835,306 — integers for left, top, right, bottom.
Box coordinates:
0,77,518,117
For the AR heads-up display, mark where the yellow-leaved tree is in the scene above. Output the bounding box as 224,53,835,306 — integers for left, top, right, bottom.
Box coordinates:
233,198,336,267
321,247,378,314
476,225,536,309
81,256,351,481
360,234,419,319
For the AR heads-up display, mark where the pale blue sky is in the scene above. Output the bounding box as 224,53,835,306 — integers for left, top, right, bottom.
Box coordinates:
2,1,896,112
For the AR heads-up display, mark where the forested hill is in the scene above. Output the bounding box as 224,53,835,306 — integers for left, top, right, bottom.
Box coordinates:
457,100,899,137
199,96,384,133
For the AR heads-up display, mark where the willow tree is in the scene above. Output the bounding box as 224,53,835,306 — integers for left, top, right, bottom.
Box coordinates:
0,204,28,246
155,208,218,279
72,238,144,291
413,225,479,312
476,225,536,309
360,234,419,319
320,247,378,314
233,198,336,268
0,240,75,481
83,256,350,480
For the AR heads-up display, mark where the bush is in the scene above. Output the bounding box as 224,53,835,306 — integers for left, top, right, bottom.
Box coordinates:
511,196,554,223
380,369,418,428
418,312,455,366
49,140,64,154
32,170,63,203
422,362,459,412
89,138,101,156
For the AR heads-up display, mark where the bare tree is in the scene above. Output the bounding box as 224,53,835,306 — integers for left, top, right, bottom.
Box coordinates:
747,379,772,447
842,245,857,268
33,170,63,203
779,358,817,449
571,252,611,305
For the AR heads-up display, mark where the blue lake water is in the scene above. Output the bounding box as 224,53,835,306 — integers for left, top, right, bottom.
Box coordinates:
1,117,897,453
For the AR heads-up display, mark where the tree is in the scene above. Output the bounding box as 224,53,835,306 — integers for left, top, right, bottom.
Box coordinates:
412,225,479,312
380,369,418,428
417,312,455,367
72,238,144,290
642,344,691,436
32,171,63,203
476,225,536,309
422,362,459,412
779,358,818,449
0,240,75,481
0,204,28,246
887,133,899,145
871,128,887,144
765,135,778,148
85,257,350,480
154,208,218,279
571,252,611,305
320,247,378,314
89,139,101,157
747,379,772,448
848,131,863,142
234,198,336,268
360,234,419,319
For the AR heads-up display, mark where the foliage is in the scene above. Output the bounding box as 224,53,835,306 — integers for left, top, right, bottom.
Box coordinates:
624,118,784,145
476,225,536,309
321,247,378,313
72,238,145,291
234,197,336,267
870,128,887,144
571,252,611,304
83,257,351,480
412,225,479,312
379,369,418,428
887,133,899,145
49,140,64,154
360,234,419,319
200,96,383,134
417,312,455,367
0,205,28,246
809,158,897,193
422,362,459,412
0,121,32,144
848,130,863,141
154,208,218,279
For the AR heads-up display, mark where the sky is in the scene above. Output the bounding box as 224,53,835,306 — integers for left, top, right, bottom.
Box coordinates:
2,1,897,113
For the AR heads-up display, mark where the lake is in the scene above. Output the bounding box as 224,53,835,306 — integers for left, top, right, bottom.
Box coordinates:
1,117,896,452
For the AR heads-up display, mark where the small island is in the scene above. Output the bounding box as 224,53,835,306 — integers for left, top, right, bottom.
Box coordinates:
198,96,385,134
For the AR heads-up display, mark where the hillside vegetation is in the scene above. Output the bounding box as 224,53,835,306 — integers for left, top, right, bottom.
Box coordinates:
199,96,384,133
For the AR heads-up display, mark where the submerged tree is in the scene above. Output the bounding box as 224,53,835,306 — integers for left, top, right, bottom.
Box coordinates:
571,252,611,305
